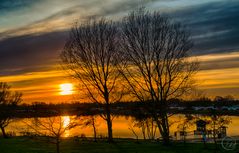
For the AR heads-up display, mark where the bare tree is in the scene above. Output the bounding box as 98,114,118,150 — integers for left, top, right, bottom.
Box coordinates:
119,9,198,144
177,115,195,143
25,116,78,153
128,124,139,141
208,113,231,146
61,19,124,142
132,118,146,140
82,116,99,142
0,82,22,138
134,117,157,140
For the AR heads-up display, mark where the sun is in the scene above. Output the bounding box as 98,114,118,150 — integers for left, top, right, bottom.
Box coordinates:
59,83,73,95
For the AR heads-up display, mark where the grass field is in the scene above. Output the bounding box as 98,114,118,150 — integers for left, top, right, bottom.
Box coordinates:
0,137,237,153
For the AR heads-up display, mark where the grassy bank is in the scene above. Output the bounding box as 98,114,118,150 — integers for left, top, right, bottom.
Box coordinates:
0,137,236,153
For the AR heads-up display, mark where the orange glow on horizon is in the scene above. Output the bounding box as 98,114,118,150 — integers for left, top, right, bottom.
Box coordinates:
1,51,239,102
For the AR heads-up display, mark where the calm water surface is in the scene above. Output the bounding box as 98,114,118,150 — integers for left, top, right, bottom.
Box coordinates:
5,115,239,139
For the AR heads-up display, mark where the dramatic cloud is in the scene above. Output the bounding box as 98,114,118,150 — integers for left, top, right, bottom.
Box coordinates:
0,0,155,39
0,31,68,76
168,0,239,54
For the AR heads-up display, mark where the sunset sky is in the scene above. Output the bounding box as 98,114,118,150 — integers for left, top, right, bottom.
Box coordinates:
0,0,239,103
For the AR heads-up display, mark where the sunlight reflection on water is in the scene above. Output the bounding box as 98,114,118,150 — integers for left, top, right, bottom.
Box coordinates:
5,115,239,139
62,116,70,137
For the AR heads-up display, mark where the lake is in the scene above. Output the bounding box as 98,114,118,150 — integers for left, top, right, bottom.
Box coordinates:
5,115,239,140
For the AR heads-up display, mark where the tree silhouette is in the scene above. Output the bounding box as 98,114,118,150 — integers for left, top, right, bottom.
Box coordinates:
119,9,198,144
0,82,22,138
25,116,78,153
61,19,125,142
208,108,231,147
82,116,99,142
177,115,195,143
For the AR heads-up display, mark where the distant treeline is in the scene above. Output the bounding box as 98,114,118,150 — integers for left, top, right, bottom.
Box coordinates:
0,96,239,118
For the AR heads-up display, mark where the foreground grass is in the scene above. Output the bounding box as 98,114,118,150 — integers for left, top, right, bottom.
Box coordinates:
0,137,237,153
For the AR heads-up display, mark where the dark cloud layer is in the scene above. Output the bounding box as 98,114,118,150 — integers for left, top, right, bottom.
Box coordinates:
0,0,239,76
0,0,36,11
0,31,68,76
169,1,239,54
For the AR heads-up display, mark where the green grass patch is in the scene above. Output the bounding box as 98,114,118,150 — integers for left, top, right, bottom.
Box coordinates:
0,137,237,153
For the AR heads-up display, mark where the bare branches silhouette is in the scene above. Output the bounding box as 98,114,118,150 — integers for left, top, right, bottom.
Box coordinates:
0,82,22,138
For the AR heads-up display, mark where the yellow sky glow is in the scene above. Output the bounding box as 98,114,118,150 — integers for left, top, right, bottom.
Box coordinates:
1,51,239,103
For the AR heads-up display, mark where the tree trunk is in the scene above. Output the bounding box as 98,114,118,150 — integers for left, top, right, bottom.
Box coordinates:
106,107,113,142
182,126,186,144
142,126,146,140
0,126,7,138
56,138,60,153
161,115,170,145
104,87,113,143
155,111,170,145
156,119,169,144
